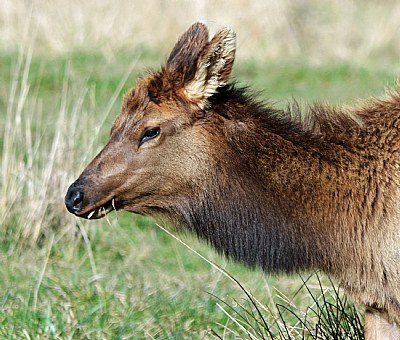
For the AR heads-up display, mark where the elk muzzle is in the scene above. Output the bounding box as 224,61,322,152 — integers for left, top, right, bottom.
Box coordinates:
65,177,119,219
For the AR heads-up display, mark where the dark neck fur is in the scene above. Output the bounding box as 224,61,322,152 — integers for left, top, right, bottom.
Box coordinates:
172,168,329,273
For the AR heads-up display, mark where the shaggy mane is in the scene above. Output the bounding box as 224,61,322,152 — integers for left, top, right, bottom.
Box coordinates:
209,83,365,146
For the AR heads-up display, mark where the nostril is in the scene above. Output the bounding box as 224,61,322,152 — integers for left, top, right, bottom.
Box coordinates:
65,187,84,214
72,191,84,209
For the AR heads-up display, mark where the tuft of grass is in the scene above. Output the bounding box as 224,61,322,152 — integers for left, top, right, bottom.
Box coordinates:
156,224,364,339
209,273,364,339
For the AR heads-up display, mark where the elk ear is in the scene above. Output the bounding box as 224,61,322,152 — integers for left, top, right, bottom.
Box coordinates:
184,27,236,109
166,22,209,83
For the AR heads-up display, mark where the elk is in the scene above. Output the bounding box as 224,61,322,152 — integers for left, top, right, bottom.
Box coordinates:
65,22,400,339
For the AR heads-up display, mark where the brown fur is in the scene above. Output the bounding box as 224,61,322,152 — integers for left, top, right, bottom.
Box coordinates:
65,22,400,338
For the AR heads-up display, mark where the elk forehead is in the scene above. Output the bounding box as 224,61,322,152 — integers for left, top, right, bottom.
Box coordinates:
121,79,153,118
124,76,194,115
110,79,171,138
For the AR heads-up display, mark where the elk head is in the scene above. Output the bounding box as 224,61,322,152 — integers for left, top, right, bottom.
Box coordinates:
65,22,236,220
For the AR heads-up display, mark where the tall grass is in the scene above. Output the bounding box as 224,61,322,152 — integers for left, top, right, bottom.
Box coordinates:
0,49,138,246
1,50,80,245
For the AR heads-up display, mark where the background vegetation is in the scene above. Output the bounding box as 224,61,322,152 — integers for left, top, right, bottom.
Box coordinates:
1,1,399,338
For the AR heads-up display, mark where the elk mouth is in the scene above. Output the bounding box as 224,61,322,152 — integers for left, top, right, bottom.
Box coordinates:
79,197,119,220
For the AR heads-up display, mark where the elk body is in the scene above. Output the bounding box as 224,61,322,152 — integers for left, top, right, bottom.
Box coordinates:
65,22,400,338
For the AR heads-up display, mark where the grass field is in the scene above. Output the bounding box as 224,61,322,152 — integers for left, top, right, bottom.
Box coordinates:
0,47,397,338
1,1,400,337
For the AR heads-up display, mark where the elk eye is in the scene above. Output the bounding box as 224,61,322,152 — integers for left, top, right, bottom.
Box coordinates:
139,127,160,146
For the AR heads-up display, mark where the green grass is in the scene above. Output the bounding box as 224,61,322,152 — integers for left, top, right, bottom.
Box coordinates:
0,49,396,338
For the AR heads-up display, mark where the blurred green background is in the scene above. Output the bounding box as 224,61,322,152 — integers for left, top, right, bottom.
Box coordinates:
0,1,398,338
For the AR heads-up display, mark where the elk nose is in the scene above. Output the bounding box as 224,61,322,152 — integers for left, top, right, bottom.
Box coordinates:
65,186,84,214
